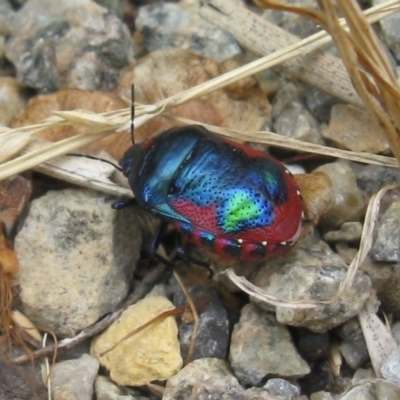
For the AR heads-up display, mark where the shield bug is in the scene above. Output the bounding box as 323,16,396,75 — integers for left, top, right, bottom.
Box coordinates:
116,124,304,262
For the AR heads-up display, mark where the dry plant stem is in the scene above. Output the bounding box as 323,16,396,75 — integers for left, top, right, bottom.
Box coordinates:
27,139,132,198
1,1,399,181
172,271,200,365
339,184,399,293
169,115,398,168
317,0,400,165
0,109,157,181
225,184,400,309
11,264,167,364
224,269,318,309
201,0,400,108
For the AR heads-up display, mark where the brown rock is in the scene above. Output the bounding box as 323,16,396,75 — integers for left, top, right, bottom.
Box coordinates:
315,162,365,228
295,172,333,226
322,104,390,154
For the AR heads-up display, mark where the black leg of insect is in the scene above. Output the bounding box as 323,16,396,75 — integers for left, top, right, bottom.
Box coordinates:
111,198,137,210
175,244,214,281
147,221,176,270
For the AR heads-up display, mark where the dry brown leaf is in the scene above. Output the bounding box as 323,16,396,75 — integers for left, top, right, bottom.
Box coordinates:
115,48,270,149
0,176,32,235
10,88,130,160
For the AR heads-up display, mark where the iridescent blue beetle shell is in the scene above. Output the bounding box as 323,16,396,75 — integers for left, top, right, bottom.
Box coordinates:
120,125,304,261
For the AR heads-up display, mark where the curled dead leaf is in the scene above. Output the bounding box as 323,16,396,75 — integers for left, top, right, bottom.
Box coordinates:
10,88,130,160
0,175,32,235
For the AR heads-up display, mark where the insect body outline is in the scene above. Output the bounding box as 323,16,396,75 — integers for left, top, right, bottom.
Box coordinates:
118,125,304,262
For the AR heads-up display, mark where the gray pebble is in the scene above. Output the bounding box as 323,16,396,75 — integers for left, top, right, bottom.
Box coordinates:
50,354,99,400
230,303,310,386
371,201,400,262
15,188,141,337
173,285,230,361
136,3,241,61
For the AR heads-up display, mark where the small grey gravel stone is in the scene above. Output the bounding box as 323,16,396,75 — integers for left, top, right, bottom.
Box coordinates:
263,378,300,398
375,379,400,400
6,0,134,92
15,188,141,337
253,238,372,332
352,368,375,385
272,82,324,144
315,161,365,228
381,346,400,386
337,319,369,370
303,83,342,123
230,303,310,386
0,0,14,36
136,3,241,61
322,104,390,154
373,0,400,62
340,383,376,400
324,222,363,243
164,358,243,400
173,285,230,361
95,375,144,400
371,201,400,262
262,0,319,38
310,392,335,400
391,321,400,346
373,263,400,319
351,163,400,197
50,354,99,400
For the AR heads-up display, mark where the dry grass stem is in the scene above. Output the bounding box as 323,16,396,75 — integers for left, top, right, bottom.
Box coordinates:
27,139,132,197
169,115,398,168
216,2,400,321
224,269,318,308
202,0,400,108
1,0,399,322
225,185,400,310
254,0,400,164
0,1,399,182
339,185,399,294
316,0,400,165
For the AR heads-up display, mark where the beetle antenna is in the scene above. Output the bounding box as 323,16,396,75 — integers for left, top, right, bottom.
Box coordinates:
130,83,135,145
67,153,122,171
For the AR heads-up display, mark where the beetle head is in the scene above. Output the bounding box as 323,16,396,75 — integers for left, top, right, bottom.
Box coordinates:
119,143,143,178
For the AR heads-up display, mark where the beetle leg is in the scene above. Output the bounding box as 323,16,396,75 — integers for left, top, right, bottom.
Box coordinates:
175,245,214,281
150,222,169,256
111,198,137,210
148,222,176,271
